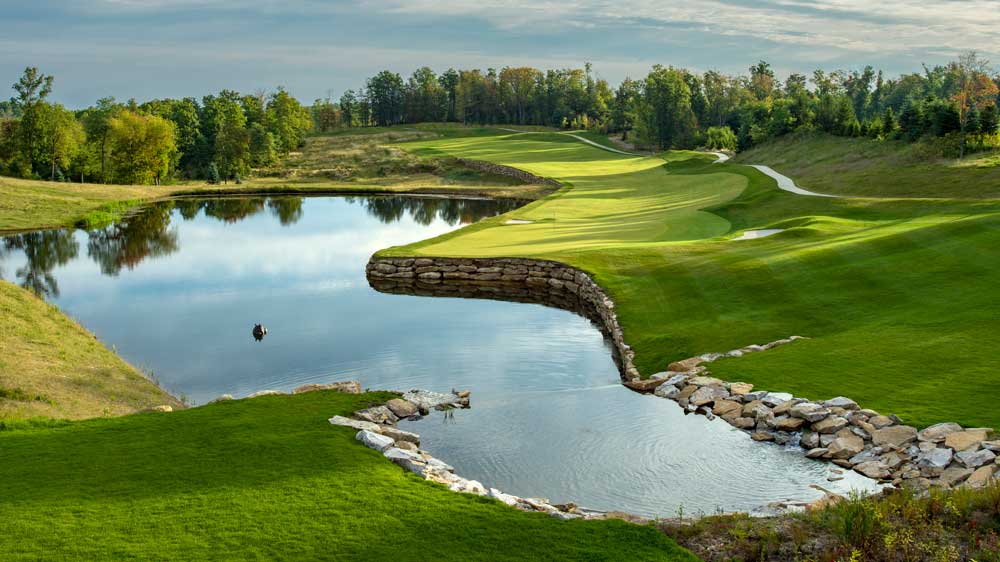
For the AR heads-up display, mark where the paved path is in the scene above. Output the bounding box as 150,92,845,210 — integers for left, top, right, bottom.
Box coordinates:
496,128,642,156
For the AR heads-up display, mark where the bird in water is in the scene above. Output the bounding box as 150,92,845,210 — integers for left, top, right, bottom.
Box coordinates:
252,323,267,341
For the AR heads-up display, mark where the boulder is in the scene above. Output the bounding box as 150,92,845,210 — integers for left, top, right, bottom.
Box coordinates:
729,382,754,396
982,440,1000,453
945,429,990,452
395,441,418,452
762,392,793,408
488,488,521,507
939,466,974,488
956,448,996,469
773,399,803,416
676,385,699,404
662,373,690,387
654,384,680,399
400,389,460,410
667,357,704,372
917,447,954,470
425,457,454,473
854,461,891,480
624,378,669,392
790,403,831,423
379,426,420,445
917,422,963,443
247,389,283,398
776,417,806,431
147,405,173,413
712,400,743,418
354,406,398,425
868,415,895,429
732,417,756,429
827,435,865,459
813,416,849,434
742,400,766,417
329,415,381,432
823,397,860,410
690,386,728,407
689,376,726,388
872,425,918,448
751,431,775,442
356,429,394,452
805,448,828,459
965,465,997,489
209,394,234,403
879,451,907,470
800,432,820,449
383,447,427,473
293,380,362,394
386,399,419,418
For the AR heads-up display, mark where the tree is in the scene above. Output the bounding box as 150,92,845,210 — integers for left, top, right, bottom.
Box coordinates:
339,90,357,127
610,78,640,138
438,69,460,122
499,67,541,125
80,97,121,182
952,52,1000,157
749,61,775,101
980,103,999,135
106,111,177,185
705,126,737,150
10,67,54,174
312,96,340,132
35,103,84,181
636,65,696,149
366,71,405,126
266,87,312,154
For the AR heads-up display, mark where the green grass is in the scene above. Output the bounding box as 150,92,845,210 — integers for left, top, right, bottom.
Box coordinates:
0,390,695,561
382,129,1000,430
733,131,1000,199
0,280,182,420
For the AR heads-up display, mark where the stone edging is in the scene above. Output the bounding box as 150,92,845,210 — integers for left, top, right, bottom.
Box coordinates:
454,158,561,188
367,255,1000,494
367,256,640,381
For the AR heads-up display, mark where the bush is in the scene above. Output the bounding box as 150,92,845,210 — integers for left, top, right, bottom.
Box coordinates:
705,126,737,151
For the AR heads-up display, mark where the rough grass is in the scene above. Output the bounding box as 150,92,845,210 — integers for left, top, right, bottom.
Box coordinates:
733,131,1000,199
383,129,1000,430
0,390,696,561
0,280,181,421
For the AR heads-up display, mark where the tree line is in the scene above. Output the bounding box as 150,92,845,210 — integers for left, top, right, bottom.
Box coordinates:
3,54,999,186
0,68,312,184
321,53,999,156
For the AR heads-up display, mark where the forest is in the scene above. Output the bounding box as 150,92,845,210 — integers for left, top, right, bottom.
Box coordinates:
1,53,998,186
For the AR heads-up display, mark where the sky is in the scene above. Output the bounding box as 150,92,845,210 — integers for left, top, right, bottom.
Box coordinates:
3,0,999,108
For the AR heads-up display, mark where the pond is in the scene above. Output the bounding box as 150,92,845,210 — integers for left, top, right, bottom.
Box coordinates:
0,195,880,517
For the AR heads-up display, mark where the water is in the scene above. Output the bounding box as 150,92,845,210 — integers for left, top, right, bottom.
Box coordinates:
0,195,880,517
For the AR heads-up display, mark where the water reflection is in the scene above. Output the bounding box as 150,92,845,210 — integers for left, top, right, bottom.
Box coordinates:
2,195,522,296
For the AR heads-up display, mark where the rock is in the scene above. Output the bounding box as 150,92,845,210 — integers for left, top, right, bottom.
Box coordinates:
956,448,996,469
354,406,398,425
806,448,828,459
762,392,793,408
945,429,990,452
730,382,754,396
712,400,743,417
813,416,849,434
654,384,680,399
939,466,974,487
982,440,1000,452
401,389,460,410
455,390,471,399
965,465,997,489
820,434,837,447
383,447,427,473
743,391,768,402
879,451,907,470
425,457,454,473
676,385,698,404
293,380,362,394
488,488,520,507
823,397,860,410
869,415,894,429
356,429,394,452
917,422,963,443
395,441,418,452
386,399,419,418
379,426,420,444
328,415,382,432
790,403,831,423
732,417,756,429
624,378,669,392
689,376,726,387
848,448,881,465
742,400,766,417
872,425,918,448
917,447,954,470
148,405,173,413
801,432,820,449
854,461,891,480
751,431,775,442
827,435,866,459
667,357,704,372
209,394,234,403
247,389,283,398
690,386,728,407
776,417,806,431
662,374,689,387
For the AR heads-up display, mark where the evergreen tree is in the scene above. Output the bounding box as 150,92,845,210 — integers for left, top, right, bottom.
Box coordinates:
207,162,220,184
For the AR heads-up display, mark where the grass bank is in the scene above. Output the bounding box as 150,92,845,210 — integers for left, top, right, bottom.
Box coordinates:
0,390,695,561
381,129,1000,430
0,281,181,422
733,131,1000,199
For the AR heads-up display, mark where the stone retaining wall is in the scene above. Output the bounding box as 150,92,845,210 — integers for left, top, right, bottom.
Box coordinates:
455,158,561,187
366,256,641,381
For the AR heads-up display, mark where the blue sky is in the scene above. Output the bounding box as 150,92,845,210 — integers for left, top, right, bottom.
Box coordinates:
3,0,998,107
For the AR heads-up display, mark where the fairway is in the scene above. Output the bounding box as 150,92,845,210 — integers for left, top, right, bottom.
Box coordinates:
386,130,1000,431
